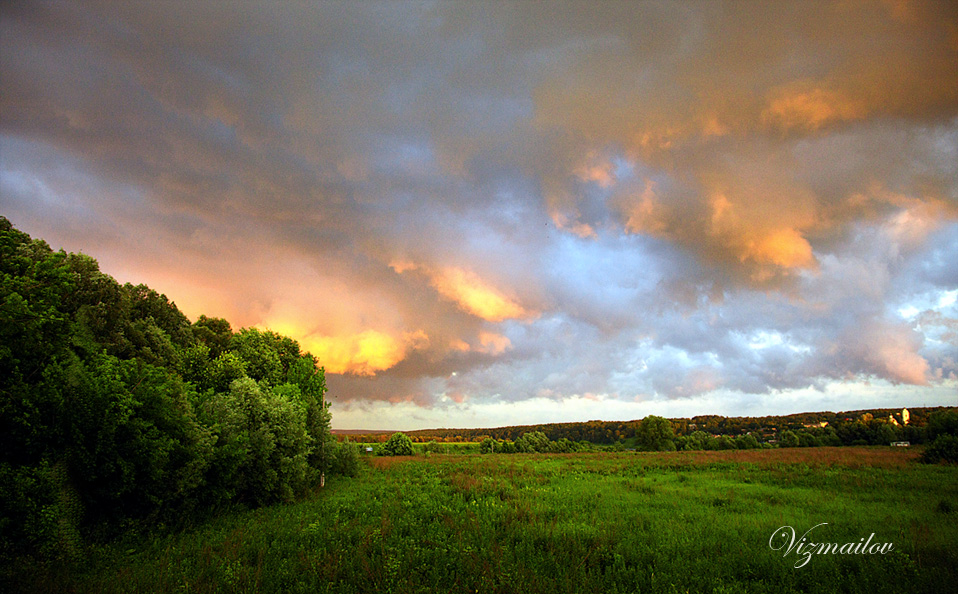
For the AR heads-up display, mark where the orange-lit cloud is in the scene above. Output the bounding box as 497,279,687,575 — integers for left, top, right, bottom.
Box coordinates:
550,210,597,239
392,261,536,322
574,155,615,188
478,331,512,355
621,178,670,237
444,332,512,355
762,84,864,132
432,267,535,322
748,228,816,270
304,329,429,376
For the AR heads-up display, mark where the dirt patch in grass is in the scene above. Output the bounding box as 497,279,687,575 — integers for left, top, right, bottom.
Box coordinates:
642,447,919,469
368,447,919,471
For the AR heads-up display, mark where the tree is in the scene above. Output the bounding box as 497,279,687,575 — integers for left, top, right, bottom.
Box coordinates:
192,315,232,359
0,217,345,561
514,431,550,453
479,438,496,454
735,434,760,450
636,416,675,451
380,432,414,456
921,410,958,464
203,377,311,505
779,430,800,448
926,410,958,441
328,439,361,477
685,431,710,451
920,434,958,464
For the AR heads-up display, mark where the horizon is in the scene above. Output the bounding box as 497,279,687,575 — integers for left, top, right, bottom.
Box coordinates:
329,404,932,434
2,2,956,432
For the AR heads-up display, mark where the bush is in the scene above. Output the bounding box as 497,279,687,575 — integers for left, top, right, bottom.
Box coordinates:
515,431,551,453
926,410,958,441
779,430,800,448
423,440,446,454
328,440,361,477
380,432,414,456
203,378,311,506
920,434,958,464
479,438,496,454
636,416,674,451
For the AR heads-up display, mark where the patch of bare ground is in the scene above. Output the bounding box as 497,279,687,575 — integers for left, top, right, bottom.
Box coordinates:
639,446,920,469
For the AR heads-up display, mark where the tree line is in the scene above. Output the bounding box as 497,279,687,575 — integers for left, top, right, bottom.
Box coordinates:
370,410,958,460
0,217,357,561
341,407,954,447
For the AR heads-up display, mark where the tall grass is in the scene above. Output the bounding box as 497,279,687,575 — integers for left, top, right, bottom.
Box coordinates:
8,447,955,594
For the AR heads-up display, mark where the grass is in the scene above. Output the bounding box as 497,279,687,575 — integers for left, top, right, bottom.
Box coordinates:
7,447,957,594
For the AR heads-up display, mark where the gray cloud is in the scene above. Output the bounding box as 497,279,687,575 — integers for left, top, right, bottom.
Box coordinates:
2,1,956,425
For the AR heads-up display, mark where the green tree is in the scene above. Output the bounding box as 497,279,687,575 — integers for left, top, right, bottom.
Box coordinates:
0,217,343,559
920,434,958,464
514,431,550,453
192,315,232,359
636,416,675,451
873,424,897,446
926,409,958,441
203,378,311,505
381,432,414,456
328,439,361,476
779,430,800,448
684,431,710,451
479,438,495,453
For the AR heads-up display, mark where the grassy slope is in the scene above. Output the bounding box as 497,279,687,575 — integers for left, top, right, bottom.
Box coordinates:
13,448,958,594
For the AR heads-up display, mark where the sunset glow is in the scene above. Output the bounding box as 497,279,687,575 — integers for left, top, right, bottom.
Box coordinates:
2,1,955,430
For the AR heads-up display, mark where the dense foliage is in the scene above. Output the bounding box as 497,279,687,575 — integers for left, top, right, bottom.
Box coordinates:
0,217,350,561
919,410,958,464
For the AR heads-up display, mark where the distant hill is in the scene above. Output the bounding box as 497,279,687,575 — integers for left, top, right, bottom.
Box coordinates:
334,406,951,443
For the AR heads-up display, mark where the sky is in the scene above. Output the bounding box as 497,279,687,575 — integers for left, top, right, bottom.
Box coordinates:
2,1,956,430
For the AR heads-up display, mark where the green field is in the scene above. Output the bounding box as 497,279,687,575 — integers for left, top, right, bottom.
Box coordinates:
9,447,957,594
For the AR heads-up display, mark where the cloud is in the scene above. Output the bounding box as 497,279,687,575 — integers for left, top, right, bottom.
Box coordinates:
391,261,537,323
2,1,957,427
304,329,430,376
762,83,864,132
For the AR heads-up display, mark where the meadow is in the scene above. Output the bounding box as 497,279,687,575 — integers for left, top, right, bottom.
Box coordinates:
9,447,956,594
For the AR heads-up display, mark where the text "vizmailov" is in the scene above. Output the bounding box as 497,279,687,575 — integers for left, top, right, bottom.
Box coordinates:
769,523,894,568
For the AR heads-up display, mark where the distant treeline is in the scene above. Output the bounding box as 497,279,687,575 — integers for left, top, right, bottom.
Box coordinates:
0,217,356,562
338,407,953,446
363,409,958,460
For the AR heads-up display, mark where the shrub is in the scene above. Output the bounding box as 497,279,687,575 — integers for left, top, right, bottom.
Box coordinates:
479,438,496,454
514,431,551,453
203,378,311,506
423,440,446,454
926,410,958,441
779,430,800,448
328,440,361,477
636,416,674,451
920,434,958,464
380,432,414,456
